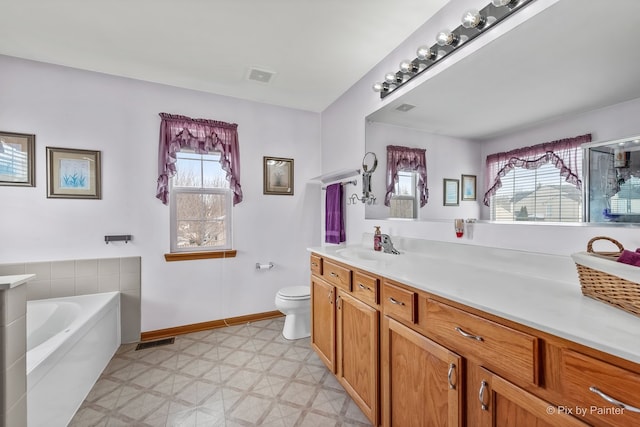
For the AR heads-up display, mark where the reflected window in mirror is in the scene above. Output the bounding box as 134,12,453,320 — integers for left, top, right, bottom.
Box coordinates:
490,162,583,222
484,133,589,223
390,171,418,218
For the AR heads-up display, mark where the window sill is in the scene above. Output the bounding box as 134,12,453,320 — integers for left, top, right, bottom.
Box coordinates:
164,250,237,262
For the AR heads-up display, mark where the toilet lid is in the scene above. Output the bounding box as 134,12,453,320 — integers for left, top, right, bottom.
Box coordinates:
278,286,310,299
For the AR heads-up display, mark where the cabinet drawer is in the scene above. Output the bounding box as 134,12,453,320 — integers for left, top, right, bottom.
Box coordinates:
382,281,417,324
425,299,539,386
352,271,379,306
323,259,352,291
310,254,323,276
561,349,640,427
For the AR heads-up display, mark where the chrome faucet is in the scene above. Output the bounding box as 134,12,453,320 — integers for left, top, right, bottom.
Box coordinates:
379,234,400,254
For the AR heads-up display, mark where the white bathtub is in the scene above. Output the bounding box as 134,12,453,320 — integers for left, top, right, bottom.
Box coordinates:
27,292,121,427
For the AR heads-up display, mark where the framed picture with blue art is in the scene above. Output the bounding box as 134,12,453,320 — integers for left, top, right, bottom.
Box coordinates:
461,174,477,201
46,147,101,199
0,131,35,187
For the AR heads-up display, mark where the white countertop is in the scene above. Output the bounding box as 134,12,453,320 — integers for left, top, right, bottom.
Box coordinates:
0,274,35,290
308,242,640,365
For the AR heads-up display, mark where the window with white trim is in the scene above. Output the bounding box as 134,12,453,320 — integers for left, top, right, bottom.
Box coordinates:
490,159,583,222
170,150,232,252
390,170,418,218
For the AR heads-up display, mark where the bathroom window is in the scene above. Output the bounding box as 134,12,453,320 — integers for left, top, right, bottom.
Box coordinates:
170,150,232,252
489,161,583,222
390,171,418,218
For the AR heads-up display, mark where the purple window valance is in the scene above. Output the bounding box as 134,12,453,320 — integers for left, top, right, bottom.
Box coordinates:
483,133,591,206
156,113,243,205
385,145,428,207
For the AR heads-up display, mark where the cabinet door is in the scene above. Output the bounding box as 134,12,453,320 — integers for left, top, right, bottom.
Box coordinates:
467,364,589,427
382,316,462,427
337,290,379,425
311,277,335,373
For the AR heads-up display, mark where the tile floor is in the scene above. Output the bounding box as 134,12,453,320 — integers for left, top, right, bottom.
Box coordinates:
69,317,372,426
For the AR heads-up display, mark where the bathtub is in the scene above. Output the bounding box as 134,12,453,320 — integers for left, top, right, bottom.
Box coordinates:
27,292,121,427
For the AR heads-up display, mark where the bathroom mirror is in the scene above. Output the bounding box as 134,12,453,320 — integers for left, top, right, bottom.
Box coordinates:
584,135,640,223
359,152,377,205
364,0,640,223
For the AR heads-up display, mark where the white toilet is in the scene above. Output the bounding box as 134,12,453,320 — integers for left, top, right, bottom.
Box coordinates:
275,286,311,340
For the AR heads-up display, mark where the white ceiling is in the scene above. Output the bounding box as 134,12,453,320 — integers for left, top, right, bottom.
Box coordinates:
0,0,449,112
368,0,640,140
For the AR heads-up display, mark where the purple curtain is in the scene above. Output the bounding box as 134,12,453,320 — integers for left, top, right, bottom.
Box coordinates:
325,183,345,244
483,133,591,206
384,145,428,207
156,113,243,205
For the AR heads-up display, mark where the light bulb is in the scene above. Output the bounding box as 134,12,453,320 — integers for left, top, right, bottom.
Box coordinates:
436,30,459,47
399,60,418,74
372,82,384,92
416,45,435,61
462,9,486,29
492,0,518,7
385,72,398,83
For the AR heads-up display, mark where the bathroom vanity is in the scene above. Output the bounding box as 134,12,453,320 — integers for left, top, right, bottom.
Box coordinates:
308,239,640,427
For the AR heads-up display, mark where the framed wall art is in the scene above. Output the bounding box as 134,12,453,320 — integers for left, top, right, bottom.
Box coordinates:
0,131,35,187
443,178,459,206
461,174,477,201
263,156,294,195
46,147,102,199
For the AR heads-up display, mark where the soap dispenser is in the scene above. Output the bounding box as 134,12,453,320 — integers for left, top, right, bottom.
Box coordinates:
374,226,382,251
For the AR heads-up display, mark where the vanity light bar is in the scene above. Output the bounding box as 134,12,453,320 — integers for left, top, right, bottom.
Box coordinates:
373,0,535,98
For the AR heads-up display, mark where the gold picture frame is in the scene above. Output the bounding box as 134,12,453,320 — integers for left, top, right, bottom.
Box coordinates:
0,131,35,187
46,147,102,199
263,156,294,195
461,174,477,201
443,178,459,206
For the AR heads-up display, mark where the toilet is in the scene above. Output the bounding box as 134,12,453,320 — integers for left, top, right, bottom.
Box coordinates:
275,286,311,340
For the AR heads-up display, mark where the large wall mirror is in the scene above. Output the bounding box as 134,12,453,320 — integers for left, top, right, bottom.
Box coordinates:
364,0,640,224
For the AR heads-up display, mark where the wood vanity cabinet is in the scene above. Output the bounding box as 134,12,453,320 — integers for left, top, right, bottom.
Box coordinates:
311,253,640,427
310,255,380,425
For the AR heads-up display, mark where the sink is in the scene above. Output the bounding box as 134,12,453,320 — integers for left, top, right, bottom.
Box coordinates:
335,247,401,264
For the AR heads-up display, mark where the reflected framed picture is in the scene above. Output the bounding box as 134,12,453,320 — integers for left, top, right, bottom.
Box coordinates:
0,131,35,187
461,174,477,201
46,147,102,199
443,178,459,206
263,156,294,195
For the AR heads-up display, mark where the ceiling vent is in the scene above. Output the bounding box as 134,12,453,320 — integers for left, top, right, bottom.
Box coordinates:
247,67,275,84
396,103,416,112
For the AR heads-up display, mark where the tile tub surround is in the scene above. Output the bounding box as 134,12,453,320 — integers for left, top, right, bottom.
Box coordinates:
310,236,640,366
0,256,141,343
1,274,34,427
69,317,371,426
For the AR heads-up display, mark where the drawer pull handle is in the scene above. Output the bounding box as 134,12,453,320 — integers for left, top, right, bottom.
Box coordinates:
328,289,333,304
455,326,484,342
330,272,338,278
589,386,640,413
311,262,318,267
389,297,405,306
358,283,371,291
447,363,456,390
479,380,489,411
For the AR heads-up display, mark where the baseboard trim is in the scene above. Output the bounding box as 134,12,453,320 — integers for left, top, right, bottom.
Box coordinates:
140,310,284,342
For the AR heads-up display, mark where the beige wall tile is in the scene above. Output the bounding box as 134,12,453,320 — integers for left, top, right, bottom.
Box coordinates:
76,276,99,295
76,259,98,277
5,395,27,427
0,264,25,276
98,258,120,276
5,355,26,410
5,316,26,368
51,260,75,279
5,285,26,325
24,262,51,280
26,281,51,301
98,275,120,293
50,278,76,298
120,290,141,343
120,257,141,275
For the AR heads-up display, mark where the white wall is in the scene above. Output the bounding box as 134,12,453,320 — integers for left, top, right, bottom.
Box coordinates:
321,0,640,256
0,55,322,332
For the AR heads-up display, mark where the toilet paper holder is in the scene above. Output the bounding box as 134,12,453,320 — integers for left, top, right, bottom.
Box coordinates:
256,262,274,270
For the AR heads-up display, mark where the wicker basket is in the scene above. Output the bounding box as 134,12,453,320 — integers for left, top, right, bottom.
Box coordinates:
574,236,640,317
